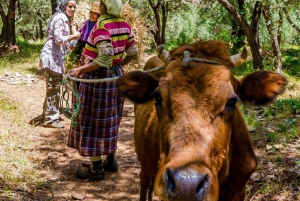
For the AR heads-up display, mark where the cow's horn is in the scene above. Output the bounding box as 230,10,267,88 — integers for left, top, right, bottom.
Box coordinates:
160,49,171,63
156,45,171,63
230,46,247,67
156,45,165,55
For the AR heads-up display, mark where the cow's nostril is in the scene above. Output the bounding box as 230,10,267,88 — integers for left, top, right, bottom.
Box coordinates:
196,174,209,198
165,168,176,192
164,168,209,200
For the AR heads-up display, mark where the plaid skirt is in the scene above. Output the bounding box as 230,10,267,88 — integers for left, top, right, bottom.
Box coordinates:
68,65,124,156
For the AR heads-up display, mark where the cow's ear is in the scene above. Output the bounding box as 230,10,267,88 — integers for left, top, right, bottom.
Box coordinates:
237,71,287,105
116,71,159,103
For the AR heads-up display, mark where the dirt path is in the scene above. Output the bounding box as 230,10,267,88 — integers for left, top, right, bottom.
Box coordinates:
1,71,300,201
0,72,160,201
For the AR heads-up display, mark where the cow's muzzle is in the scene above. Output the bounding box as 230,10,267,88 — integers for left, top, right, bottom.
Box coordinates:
164,168,209,201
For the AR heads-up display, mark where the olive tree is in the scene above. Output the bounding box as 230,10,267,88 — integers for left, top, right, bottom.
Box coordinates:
0,0,21,45
131,0,190,46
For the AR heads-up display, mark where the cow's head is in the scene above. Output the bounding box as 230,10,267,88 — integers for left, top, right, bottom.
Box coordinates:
117,40,287,200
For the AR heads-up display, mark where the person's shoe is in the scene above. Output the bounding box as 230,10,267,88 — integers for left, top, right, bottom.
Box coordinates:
103,154,119,172
76,160,105,181
43,121,64,128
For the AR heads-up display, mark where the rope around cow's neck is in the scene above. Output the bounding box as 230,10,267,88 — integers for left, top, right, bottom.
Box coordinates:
60,64,166,126
183,51,224,67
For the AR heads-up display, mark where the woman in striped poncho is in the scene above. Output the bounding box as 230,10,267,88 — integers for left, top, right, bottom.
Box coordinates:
67,0,138,181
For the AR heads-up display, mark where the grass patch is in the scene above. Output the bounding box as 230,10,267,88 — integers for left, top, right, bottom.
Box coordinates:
0,90,47,194
0,97,23,126
282,45,300,76
242,96,300,144
0,38,43,75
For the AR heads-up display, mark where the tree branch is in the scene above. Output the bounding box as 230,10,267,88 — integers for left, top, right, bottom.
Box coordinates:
0,1,6,22
282,6,300,33
15,0,21,21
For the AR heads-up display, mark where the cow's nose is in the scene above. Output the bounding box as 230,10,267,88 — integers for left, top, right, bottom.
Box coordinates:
165,168,209,201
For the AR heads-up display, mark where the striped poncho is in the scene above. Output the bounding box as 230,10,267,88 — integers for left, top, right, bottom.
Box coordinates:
68,14,137,156
83,14,135,65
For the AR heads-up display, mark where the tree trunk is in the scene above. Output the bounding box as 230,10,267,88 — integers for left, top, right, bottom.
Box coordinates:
51,0,58,15
148,0,169,46
231,0,245,50
37,11,44,39
38,19,44,39
161,2,168,45
218,0,264,70
0,0,18,45
277,10,283,46
250,1,260,48
262,2,282,73
148,0,162,45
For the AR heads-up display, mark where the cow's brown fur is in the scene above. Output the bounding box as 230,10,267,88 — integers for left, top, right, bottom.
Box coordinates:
144,55,165,71
116,40,287,201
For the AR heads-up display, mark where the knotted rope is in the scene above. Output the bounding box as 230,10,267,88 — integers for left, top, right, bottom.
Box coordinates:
182,51,224,67
60,77,81,126
60,64,166,126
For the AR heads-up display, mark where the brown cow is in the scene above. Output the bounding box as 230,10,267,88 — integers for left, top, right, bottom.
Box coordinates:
116,40,287,201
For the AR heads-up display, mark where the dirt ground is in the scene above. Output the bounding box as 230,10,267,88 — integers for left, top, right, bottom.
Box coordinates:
0,71,149,201
0,69,300,201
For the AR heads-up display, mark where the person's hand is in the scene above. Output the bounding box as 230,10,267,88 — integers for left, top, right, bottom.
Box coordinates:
68,68,82,78
73,32,81,40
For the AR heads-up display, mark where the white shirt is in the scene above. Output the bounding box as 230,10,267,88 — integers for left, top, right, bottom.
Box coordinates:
39,13,71,74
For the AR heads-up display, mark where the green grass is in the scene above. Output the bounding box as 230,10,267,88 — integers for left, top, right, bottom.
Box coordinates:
241,96,300,144
0,38,43,75
0,92,47,192
0,40,48,195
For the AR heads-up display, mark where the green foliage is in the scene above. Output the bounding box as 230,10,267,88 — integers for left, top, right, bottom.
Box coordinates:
281,46,300,76
232,61,256,77
165,10,201,49
64,51,79,71
16,0,52,40
165,4,232,49
275,98,300,114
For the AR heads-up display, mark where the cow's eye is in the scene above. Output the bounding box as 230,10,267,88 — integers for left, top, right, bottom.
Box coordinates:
154,94,162,105
225,96,240,111
152,91,162,105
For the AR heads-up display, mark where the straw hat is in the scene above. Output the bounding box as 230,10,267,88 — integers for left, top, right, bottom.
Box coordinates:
87,2,101,15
